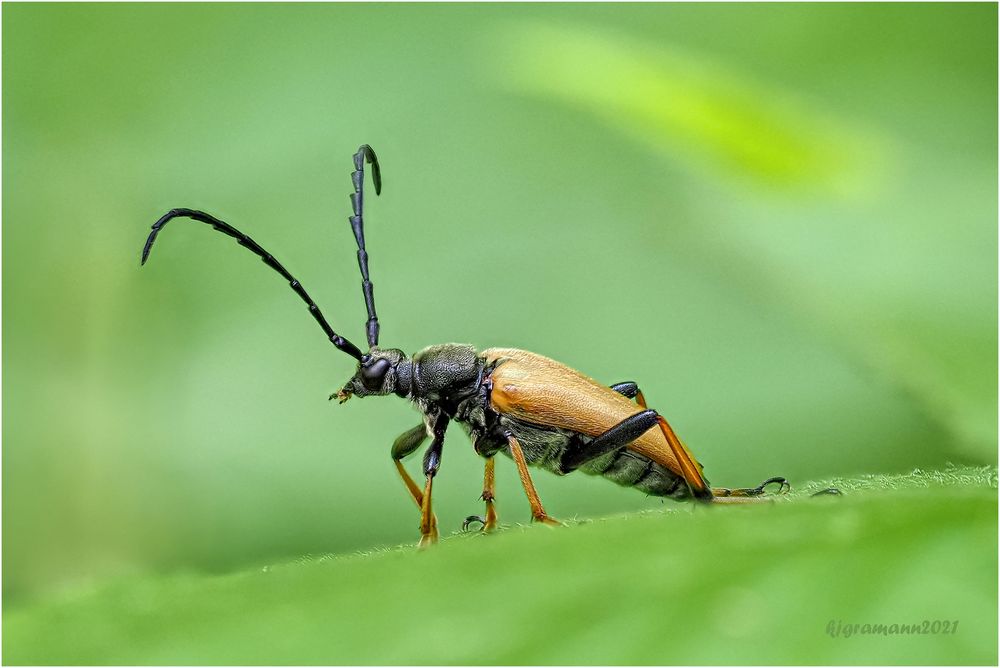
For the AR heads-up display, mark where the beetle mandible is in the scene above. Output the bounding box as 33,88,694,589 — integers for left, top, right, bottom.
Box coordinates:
142,144,798,548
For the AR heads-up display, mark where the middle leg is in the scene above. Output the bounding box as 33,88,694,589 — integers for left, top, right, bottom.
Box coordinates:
507,432,560,526
463,457,499,532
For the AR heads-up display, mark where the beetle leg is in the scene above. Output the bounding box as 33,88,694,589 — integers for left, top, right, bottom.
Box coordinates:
557,408,712,501
418,475,437,548
392,423,429,508
462,515,486,531
610,381,647,409
624,386,788,502
622,392,795,502
391,423,440,537
483,458,499,529
506,433,560,526
712,478,842,499
611,385,717,501
560,409,660,473
417,412,449,548
480,457,499,531
654,415,714,501
713,476,791,497
462,457,498,532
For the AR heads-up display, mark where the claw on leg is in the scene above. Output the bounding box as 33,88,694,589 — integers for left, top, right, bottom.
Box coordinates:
713,475,790,498
754,476,791,495
462,494,499,533
463,515,486,532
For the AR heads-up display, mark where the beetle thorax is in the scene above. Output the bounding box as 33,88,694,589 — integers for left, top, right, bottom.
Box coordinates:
407,344,483,404
336,343,484,406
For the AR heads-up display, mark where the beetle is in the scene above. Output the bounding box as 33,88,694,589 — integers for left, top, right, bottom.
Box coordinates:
142,144,806,548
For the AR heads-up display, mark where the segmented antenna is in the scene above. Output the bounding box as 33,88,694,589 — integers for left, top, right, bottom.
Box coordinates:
349,144,382,349
141,208,365,361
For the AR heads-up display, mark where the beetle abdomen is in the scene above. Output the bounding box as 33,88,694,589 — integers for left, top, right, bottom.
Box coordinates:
498,416,689,499
578,448,688,499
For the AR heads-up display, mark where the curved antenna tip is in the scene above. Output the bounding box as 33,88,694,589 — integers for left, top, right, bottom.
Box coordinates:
359,144,382,195
140,229,158,265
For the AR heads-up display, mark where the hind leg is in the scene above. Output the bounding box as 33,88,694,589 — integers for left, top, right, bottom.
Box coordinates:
557,407,713,500
714,476,790,498
591,383,791,502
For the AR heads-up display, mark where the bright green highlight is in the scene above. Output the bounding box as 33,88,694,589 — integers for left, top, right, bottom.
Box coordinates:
494,22,881,196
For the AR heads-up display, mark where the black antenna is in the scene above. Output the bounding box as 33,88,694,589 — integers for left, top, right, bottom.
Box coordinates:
349,144,382,349
142,208,365,361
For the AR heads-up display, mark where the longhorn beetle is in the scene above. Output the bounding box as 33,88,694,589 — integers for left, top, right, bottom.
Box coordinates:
142,144,804,548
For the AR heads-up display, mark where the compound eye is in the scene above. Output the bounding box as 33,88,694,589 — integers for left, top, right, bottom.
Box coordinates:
360,358,391,390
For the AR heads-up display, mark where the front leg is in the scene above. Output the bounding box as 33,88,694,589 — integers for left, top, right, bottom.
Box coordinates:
391,423,437,535
418,411,449,548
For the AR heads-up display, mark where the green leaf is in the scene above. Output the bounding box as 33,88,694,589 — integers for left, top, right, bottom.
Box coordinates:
5,467,996,665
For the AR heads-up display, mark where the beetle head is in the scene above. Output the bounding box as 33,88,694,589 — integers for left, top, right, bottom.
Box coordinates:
334,348,411,402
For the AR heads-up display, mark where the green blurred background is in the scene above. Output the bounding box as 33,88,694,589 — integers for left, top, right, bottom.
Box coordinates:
3,1,996,611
